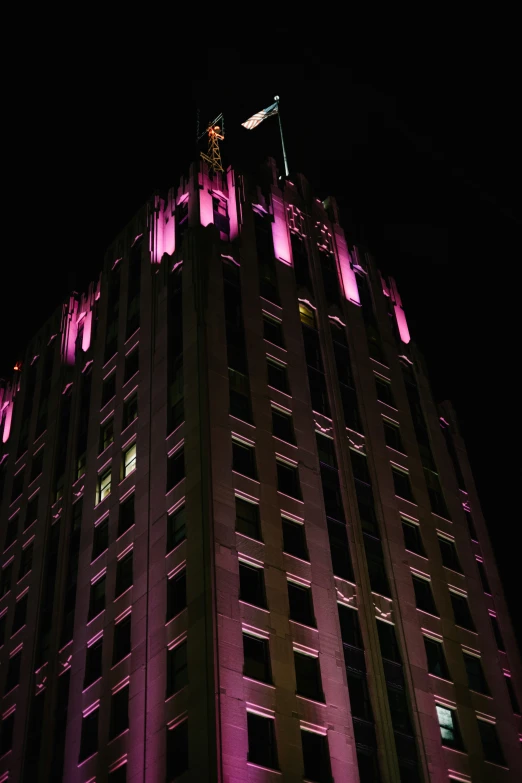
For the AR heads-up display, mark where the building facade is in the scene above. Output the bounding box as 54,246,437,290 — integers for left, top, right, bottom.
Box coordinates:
0,159,520,783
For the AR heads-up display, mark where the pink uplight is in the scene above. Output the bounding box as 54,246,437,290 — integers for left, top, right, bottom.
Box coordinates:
334,229,360,305
227,168,239,240
2,401,13,443
389,277,411,344
271,194,291,264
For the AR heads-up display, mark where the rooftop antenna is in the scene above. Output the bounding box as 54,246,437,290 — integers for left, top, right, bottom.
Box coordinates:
198,112,225,173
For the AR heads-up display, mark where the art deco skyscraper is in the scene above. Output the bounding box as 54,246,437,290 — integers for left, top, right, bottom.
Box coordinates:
0,159,520,782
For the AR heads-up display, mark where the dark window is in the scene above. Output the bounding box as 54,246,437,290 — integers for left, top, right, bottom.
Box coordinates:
477,720,505,766
113,614,131,665
0,613,6,646
307,366,330,416
376,620,402,663
0,712,15,757
282,517,308,560
12,593,28,634
392,467,415,502
167,447,185,491
321,466,344,521
347,671,374,720
11,471,24,503
168,363,184,431
301,730,331,783
490,615,505,652
92,517,109,560
247,712,278,769
167,570,186,621
412,576,438,616
235,498,261,541
4,515,18,549
317,433,338,469
109,764,127,783
288,581,315,627
476,559,491,594
229,369,252,423
267,357,289,393
295,651,324,702
122,394,138,429
450,592,475,632
263,315,284,347
276,460,301,499
109,685,129,739
292,233,312,289
243,633,271,683
79,709,98,761
504,674,520,714
18,543,33,578
232,440,257,479
167,641,188,696
239,562,266,608
424,468,449,518
338,604,364,649
302,325,322,370
464,509,478,541
0,563,12,598
166,720,188,779
320,250,341,306
115,552,133,597
423,637,450,680
118,494,135,537
438,537,462,573
101,373,116,407
30,450,44,482
356,749,381,783
327,519,353,581
88,576,106,620
167,504,186,551
5,650,22,692
77,451,87,481
84,637,103,687
364,534,391,597
463,653,489,694
383,420,404,452
99,419,114,453
375,377,395,407
355,481,379,536
25,495,39,529
271,407,295,444
402,519,426,557
124,348,139,383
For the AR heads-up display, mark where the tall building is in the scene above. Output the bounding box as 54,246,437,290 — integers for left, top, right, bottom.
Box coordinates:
0,159,520,783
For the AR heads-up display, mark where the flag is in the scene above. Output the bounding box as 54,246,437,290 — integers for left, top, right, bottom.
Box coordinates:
241,101,279,130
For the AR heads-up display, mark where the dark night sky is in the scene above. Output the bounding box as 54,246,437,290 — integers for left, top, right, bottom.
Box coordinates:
2,31,520,645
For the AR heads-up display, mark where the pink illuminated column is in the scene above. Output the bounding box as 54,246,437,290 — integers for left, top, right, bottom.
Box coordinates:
333,227,360,305
1,400,12,443
198,166,214,228
60,296,79,366
226,167,239,240
389,277,411,344
271,193,291,264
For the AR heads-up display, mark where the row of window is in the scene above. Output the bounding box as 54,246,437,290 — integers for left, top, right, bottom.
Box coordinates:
435,703,507,766
95,442,137,505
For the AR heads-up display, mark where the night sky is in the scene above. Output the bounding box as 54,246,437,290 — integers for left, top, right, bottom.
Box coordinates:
2,35,520,646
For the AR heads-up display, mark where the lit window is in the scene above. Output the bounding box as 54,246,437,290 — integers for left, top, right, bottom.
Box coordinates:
123,443,136,478
247,711,278,770
77,452,87,480
299,303,315,328
97,467,111,504
435,704,464,751
99,419,114,453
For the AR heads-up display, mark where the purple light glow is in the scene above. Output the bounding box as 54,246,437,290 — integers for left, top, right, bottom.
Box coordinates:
271,194,291,264
226,168,239,240
389,277,411,344
334,229,360,305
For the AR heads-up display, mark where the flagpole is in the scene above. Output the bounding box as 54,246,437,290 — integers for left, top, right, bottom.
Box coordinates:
274,95,289,177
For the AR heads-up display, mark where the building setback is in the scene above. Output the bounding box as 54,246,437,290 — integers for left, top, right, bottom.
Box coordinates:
0,159,520,783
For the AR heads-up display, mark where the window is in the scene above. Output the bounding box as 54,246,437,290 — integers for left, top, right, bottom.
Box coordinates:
356,749,380,783
5,650,22,692
476,558,491,594
401,519,426,557
243,633,271,683
412,575,438,616
299,303,316,328
271,407,296,444
327,519,353,581
504,673,520,714
167,447,185,491
12,593,28,634
167,569,187,621
167,641,188,696
97,467,111,504
109,684,129,739
0,711,15,757
339,604,364,649
424,637,450,680
464,508,478,541
124,348,139,383
235,498,261,541
375,377,395,407
1,563,12,597
77,452,87,480
450,592,475,632
463,652,489,694
18,542,33,578
383,419,404,452
477,719,505,766
109,763,127,783
232,439,257,479
282,517,308,560
118,494,135,537
101,373,116,407
79,708,99,761
167,504,186,551
391,466,415,502
30,450,44,482
424,468,449,518
435,705,464,751
263,314,284,347
294,651,324,702
301,730,331,783
376,620,402,662
122,394,138,429
364,534,391,598
288,581,315,627
99,419,114,452
92,517,109,560
113,614,131,665
88,575,106,620
0,612,6,646
267,357,289,393
276,459,301,499
490,614,505,652
347,671,374,720
25,495,38,529
115,551,133,597
229,368,252,423
84,637,103,687
247,712,278,769
4,515,18,550
438,536,462,573
239,562,266,608
166,720,188,779
317,433,338,469
11,471,24,503
123,443,137,477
